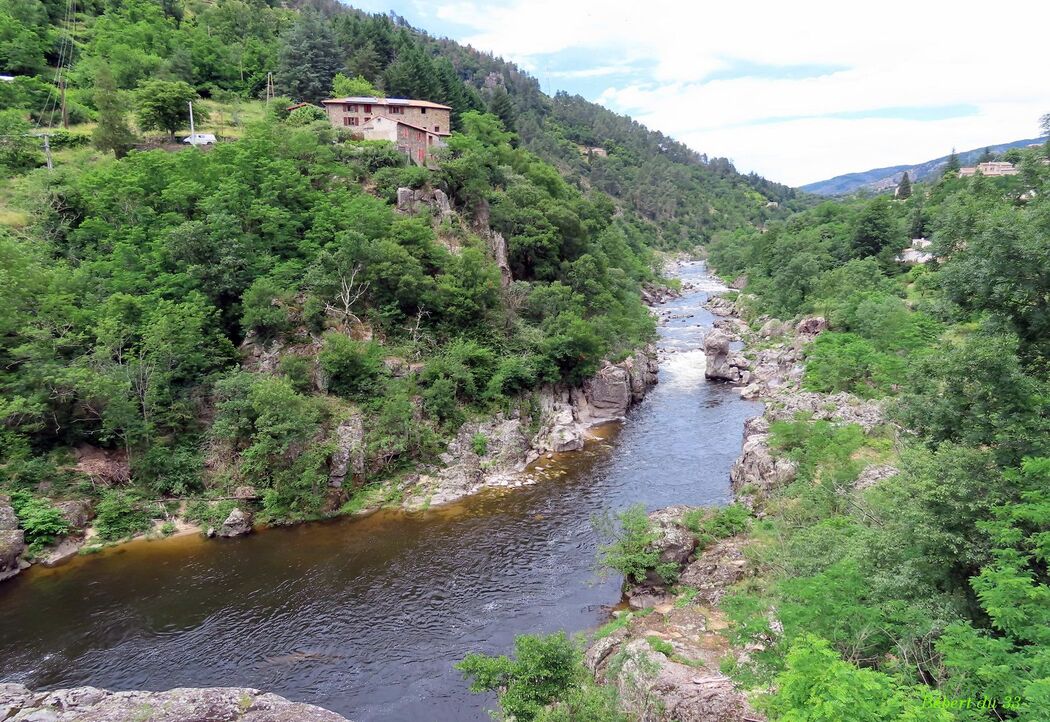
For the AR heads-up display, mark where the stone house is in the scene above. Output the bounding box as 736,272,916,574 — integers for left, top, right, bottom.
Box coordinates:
353,116,446,167
321,96,452,166
321,96,451,136
959,161,1019,177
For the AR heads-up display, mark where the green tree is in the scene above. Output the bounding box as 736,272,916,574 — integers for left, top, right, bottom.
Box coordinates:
488,86,517,133
764,635,951,721
276,12,341,103
0,108,39,172
850,196,900,259
944,147,961,173
135,79,206,138
332,72,381,97
895,171,911,199
457,632,583,722
92,65,136,159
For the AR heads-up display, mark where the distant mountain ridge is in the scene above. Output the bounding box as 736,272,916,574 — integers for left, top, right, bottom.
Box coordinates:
801,137,1044,195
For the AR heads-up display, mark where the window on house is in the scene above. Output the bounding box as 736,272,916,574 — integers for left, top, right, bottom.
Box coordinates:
421,107,427,114
348,117,360,126
434,126,440,132
389,106,403,114
363,104,372,113
364,117,371,124
346,104,358,112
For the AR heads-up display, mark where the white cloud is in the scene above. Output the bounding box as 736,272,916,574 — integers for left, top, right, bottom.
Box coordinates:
423,0,1050,185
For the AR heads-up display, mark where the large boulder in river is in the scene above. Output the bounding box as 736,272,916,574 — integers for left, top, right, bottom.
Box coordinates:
0,684,350,721
218,508,253,538
703,330,747,383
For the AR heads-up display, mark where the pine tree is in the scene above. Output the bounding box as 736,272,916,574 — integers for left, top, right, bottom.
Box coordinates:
945,148,961,173
92,65,136,159
276,12,342,103
488,87,516,133
896,171,912,199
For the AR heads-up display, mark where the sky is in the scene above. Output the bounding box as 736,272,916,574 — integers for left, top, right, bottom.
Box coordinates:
348,0,1050,187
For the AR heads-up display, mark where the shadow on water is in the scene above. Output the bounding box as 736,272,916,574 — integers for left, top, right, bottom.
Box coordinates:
0,262,761,722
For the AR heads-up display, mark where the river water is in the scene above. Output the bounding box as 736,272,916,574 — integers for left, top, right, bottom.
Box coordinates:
0,262,759,721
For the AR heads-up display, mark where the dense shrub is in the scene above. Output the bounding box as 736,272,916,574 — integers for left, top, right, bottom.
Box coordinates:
94,490,154,541
10,492,70,551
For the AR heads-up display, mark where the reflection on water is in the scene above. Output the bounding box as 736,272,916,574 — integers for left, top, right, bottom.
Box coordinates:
0,262,760,722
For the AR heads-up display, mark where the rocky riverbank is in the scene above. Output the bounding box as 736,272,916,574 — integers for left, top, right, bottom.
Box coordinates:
582,284,889,721
0,289,676,584
402,343,661,509
0,684,350,722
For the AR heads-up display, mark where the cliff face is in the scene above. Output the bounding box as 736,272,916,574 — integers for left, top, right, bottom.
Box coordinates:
0,684,350,722
402,344,660,509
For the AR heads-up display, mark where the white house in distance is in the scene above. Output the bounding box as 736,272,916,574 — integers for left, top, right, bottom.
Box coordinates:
321,96,452,166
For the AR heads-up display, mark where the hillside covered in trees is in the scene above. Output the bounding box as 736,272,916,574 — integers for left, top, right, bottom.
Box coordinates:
0,0,807,246
454,142,1050,722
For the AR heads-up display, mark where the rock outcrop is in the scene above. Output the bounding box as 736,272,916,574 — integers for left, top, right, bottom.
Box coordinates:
0,497,25,581
55,499,94,530
488,231,512,288
795,316,827,336
328,414,365,488
218,508,253,537
404,415,533,509
405,345,659,509
703,329,748,383
0,684,350,721
534,345,659,455
586,507,760,722
729,416,797,503
396,186,453,220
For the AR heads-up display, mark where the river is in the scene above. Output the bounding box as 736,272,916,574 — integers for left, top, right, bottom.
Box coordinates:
0,261,759,721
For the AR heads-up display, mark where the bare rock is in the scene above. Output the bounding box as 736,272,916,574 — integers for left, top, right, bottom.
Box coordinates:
40,536,84,567
0,498,17,530
1,685,350,721
233,485,260,500
329,414,365,489
795,316,827,336
396,186,454,222
855,464,899,490
218,508,252,538
488,231,512,288
55,500,94,530
610,638,752,722
703,330,747,383
758,318,789,338
678,536,749,606
0,528,25,581
730,432,796,498
730,274,748,290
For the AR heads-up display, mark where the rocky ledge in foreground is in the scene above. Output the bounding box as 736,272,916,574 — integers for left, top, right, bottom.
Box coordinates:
0,685,350,722
586,507,763,722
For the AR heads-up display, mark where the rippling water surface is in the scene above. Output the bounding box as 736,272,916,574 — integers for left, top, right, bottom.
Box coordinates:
0,262,759,721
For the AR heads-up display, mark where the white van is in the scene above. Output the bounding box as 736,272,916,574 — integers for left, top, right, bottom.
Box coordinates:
183,133,217,145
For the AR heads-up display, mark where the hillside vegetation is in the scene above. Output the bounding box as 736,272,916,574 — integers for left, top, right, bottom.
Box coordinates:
458,146,1050,721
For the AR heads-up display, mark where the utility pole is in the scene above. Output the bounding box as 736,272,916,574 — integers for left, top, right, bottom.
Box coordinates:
42,134,53,171
188,100,196,145
59,77,69,129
